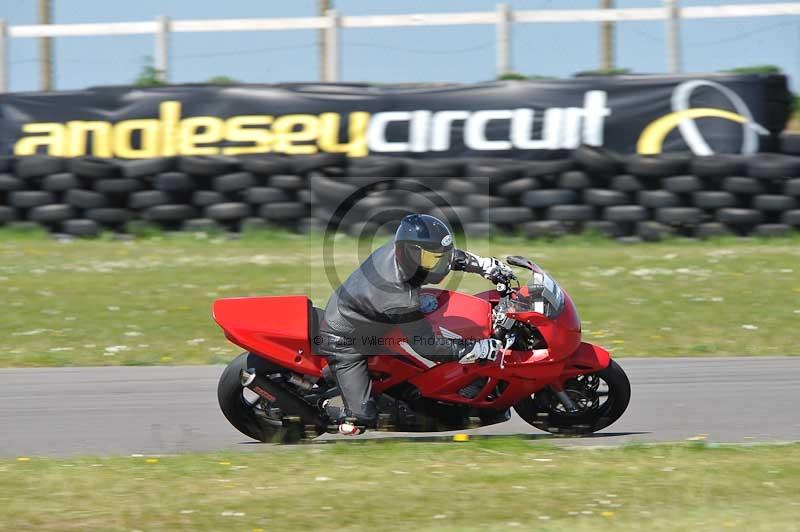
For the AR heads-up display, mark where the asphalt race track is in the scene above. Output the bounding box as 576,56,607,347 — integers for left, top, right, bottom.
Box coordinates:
1,357,798,457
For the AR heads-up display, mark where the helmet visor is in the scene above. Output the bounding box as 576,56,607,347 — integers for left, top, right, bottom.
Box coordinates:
416,247,452,271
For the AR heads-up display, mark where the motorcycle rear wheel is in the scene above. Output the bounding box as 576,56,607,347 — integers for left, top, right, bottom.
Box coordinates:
513,359,631,435
217,352,307,443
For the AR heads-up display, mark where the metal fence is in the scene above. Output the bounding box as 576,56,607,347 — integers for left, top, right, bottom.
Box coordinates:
1,2,800,92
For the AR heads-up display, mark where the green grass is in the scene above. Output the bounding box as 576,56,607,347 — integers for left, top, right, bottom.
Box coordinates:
0,229,799,367
1,439,799,531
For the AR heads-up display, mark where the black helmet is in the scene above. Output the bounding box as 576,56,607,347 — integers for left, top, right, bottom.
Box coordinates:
394,214,454,285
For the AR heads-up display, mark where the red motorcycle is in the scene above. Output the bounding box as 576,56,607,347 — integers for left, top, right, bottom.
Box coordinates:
214,255,630,442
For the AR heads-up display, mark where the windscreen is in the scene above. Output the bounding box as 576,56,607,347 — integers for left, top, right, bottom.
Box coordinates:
506,268,565,319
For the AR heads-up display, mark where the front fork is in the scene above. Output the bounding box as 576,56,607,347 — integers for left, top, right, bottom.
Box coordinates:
549,383,580,412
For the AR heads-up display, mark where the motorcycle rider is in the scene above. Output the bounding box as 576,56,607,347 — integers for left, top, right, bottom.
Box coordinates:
318,213,514,435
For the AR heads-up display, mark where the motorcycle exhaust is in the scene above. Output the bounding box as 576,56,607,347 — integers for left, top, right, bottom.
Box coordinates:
241,369,327,431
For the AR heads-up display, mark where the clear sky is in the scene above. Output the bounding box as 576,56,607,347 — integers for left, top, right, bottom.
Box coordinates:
1,0,798,92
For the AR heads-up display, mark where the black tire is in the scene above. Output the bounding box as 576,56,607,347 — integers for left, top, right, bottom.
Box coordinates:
41,173,79,192
521,220,567,238
143,204,196,222
625,153,689,178
346,160,405,179
694,222,732,239
443,178,478,196
289,153,347,175
522,189,577,208
0,206,17,224
663,175,702,194
584,220,624,238
637,190,680,208
406,159,463,178
784,178,800,197
179,155,240,176
214,172,256,194
782,210,800,227
557,170,593,190
70,157,121,179
241,155,292,176
243,187,290,205
0,156,13,173
155,172,194,192
350,195,396,214
365,206,415,225
583,188,629,207
205,202,251,221
16,155,66,179
298,189,316,205
65,189,107,209
572,145,623,175
404,191,456,210
692,191,738,209
717,208,763,226
192,190,227,208
120,157,174,178
753,223,791,237
430,205,477,227
268,174,306,191
218,352,306,443
29,204,75,224
637,221,673,241
462,222,497,238
344,174,396,190
310,173,358,206
85,208,133,226
753,194,797,212
603,205,648,222
521,159,574,178
690,155,746,178
464,194,509,209
722,176,764,196
259,201,306,221
547,204,594,222
62,219,100,237
497,177,540,198
10,191,55,209
183,218,224,233
93,178,143,196
746,153,800,180
780,132,800,156
655,207,704,226
610,174,644,193
481,206,534,224
129,190,170,210
513,360,630,435
0,174,24,192
465,161,520,184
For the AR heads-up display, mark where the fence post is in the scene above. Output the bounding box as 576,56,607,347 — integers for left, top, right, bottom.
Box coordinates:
155,15,171,83
324,9,340,82
0,20,7,93
665,0,682,74
496,3,512,77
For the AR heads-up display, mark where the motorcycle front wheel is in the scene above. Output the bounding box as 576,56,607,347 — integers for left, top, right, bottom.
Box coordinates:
513,359,631,436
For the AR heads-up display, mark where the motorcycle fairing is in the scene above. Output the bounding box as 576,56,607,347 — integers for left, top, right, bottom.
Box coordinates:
212,296,325,376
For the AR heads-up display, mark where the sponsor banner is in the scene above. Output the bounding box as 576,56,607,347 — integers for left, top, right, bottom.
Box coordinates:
0,74,790,159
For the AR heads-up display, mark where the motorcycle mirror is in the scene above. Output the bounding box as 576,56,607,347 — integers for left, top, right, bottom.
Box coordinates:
506,255,535,270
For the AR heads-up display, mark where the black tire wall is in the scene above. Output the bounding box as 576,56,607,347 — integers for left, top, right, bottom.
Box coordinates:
1,148,800,240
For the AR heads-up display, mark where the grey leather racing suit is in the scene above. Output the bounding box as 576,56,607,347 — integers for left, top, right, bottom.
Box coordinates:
317,242,488,425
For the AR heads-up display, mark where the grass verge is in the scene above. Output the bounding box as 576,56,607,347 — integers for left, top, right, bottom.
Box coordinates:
1,439,799,531
0,229,799,366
